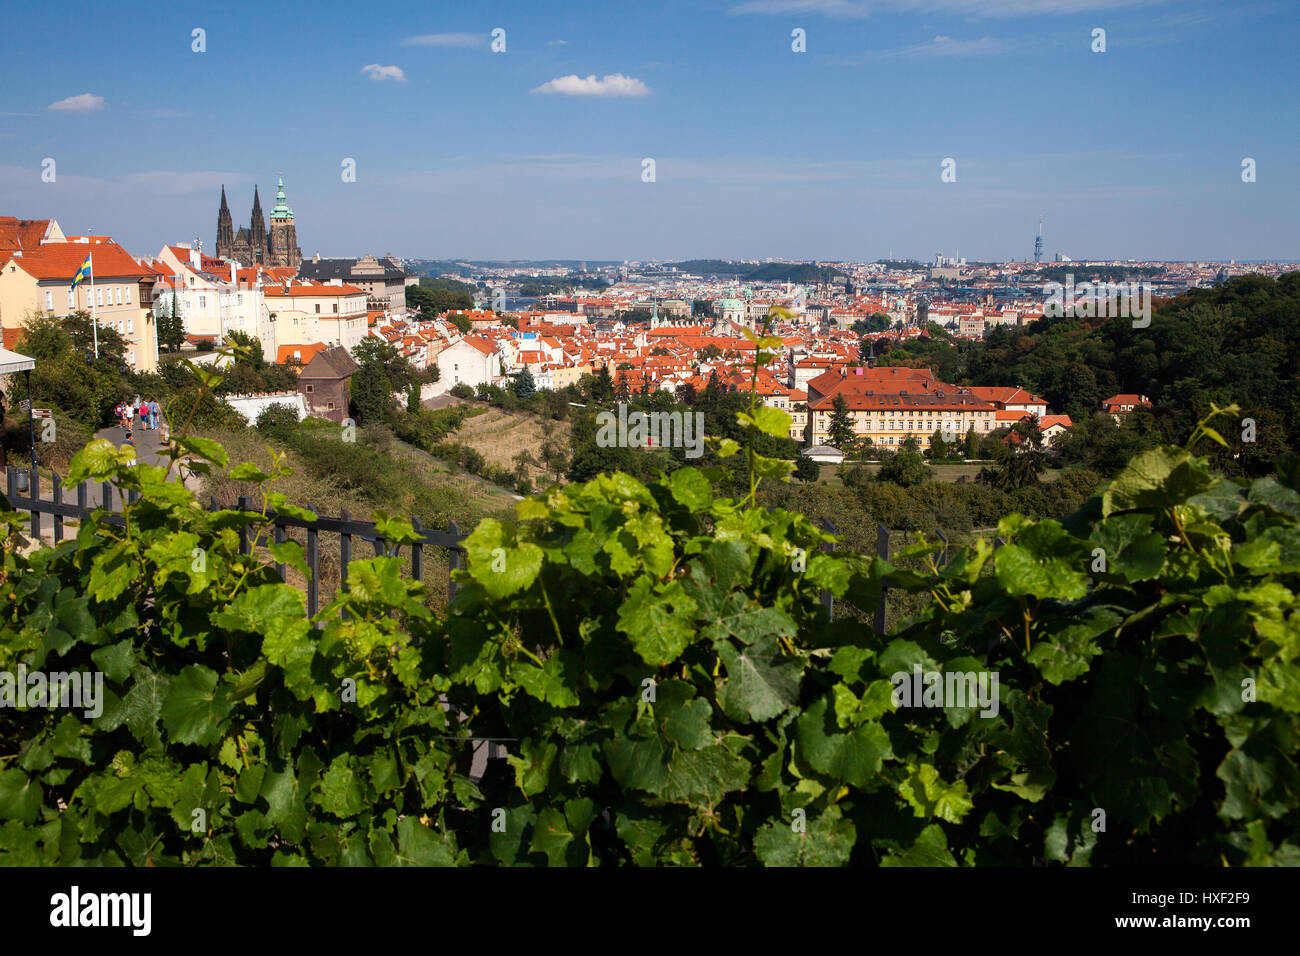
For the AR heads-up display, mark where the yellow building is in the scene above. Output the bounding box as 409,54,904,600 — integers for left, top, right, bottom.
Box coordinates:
806,368,995,448
264,282,368,354
548,362,589,390
0,235,158,372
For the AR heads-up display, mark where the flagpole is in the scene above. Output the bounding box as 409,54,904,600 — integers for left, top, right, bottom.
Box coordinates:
89,249,99,359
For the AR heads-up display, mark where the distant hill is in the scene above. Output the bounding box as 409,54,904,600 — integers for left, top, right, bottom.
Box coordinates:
669,259,757,277
745,263,845,283
669,260,844,283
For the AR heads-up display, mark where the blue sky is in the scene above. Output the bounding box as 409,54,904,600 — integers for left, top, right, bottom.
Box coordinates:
1,0,1296,262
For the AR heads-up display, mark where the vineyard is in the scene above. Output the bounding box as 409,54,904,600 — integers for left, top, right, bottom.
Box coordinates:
0,342,1297,867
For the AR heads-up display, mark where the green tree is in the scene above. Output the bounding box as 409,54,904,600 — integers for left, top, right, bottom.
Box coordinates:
350,363,394,425
876,436,930,487
513,366,536,400
794,453,820,483
826,393,857,453
157,296,185,353
978,420,1048,491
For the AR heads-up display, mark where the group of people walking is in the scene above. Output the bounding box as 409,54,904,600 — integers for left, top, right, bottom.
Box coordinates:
115,398,160,433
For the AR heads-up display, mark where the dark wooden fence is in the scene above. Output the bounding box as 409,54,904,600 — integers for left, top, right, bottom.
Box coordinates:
5,468,1005,632
869,523,1005,634
5,466,466,616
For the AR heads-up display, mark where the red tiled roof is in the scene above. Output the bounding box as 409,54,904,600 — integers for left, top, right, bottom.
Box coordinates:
460,335,497,355
3,241,147,280
277,342,328,365
0,217,52,253
968,386,1048,407
265,283,367,297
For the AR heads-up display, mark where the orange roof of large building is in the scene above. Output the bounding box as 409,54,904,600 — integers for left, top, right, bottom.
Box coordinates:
806,365,936,401
2,241,147,280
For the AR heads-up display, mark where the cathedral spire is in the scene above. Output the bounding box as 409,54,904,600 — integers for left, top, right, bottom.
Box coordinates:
216,184,235,260
249,186,267,264
270,175,293,221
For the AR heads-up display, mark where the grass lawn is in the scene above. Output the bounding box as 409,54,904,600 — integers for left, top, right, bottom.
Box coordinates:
817,460,1066,486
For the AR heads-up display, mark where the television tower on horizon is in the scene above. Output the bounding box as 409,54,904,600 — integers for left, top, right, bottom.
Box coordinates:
1034,216,1044,264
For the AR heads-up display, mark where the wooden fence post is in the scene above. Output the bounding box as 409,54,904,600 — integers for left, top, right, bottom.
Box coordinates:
411,517,424,584
819,517,835,617
237,496,252,555
29,466,40,539
874,523,890,635
306,502,319,618
52,474,64,543
447,519,461,603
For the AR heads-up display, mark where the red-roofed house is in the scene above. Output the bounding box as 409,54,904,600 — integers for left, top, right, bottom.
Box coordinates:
435,334,504,390
968,386,1049,418
1101,393,1151,421
1040,414,1073,444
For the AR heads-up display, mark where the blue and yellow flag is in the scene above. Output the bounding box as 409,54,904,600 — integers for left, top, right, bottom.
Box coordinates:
70,254,92,288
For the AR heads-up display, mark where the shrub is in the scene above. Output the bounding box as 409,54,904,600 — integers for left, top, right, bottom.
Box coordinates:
255,403,301,443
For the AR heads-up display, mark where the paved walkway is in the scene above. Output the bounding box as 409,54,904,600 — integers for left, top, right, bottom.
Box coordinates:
6,416,189,538
93,417,171,469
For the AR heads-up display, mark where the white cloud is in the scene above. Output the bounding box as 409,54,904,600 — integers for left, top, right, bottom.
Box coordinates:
402,33,483,47
548,39,568,46
730,0,1169,18
837,34,1010,60
362,64,407,82
530,74,651,97
48,93,104,112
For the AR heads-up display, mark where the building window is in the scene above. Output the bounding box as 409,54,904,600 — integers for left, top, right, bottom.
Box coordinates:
128,317,134,334
116,287,122,305
67,290,74,309
327,402,335,410
125,286,131,304
315,304,321,313
333,304,338,313
305,384,314,393
97,288,103,306
45,291,53,310
199,295,206,308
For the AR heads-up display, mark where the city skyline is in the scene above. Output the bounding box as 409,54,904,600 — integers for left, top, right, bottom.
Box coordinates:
1,0,1296,262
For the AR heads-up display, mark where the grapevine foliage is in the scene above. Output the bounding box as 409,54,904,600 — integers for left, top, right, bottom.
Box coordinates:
1,389,1298,864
